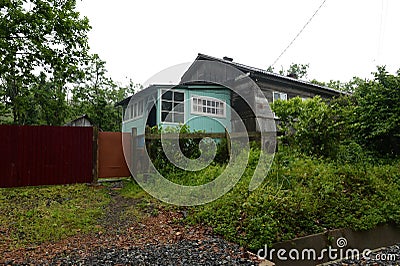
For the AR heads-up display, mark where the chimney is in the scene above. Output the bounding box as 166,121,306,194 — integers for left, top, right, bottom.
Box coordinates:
223,56,233,62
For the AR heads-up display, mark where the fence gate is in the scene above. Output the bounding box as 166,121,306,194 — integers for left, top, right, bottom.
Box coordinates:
98,132,130,178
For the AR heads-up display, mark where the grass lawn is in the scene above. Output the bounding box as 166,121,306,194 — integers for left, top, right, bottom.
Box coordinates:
0,183,110,249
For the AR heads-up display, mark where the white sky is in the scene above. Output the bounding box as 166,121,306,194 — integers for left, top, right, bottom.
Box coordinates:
76,0,400,86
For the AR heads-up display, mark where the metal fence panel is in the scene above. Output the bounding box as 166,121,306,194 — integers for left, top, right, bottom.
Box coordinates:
0,125,93,188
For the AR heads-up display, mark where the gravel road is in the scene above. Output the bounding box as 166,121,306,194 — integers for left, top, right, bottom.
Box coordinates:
5,238,259,265
326,243,400,266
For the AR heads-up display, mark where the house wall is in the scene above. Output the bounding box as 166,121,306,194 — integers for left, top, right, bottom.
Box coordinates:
157,87,231,133
122,86,231,135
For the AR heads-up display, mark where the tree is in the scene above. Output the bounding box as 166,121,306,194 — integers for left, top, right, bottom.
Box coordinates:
271,96,355,158
310,77,366,94
0,0,91,125
71,54,139,131
353,66,400,156
267,63,309,79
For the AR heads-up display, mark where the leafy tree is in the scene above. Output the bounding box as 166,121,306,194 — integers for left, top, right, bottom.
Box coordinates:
267,63,309,79
353,66,400,156
272,96,355,158
70,54,138,131
311,77,366,94
0,0,91,124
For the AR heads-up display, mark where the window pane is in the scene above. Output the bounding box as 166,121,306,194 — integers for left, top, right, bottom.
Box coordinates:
203,107,206,112
174,92,184,101
161,111,172,122
138,101,143,115
174,113,184,123
134,103,137,117
202,100,206,105
174,103,184,112
211,108,216,114
193,98,197,104
162,101,172,111
162,91,172,100
211,101,215,107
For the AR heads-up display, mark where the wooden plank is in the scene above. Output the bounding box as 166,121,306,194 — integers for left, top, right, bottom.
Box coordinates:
225,128,231,156
131,128,137,177
143,132,261,140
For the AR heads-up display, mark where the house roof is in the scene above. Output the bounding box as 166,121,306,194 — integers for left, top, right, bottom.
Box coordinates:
191,53,347,96
115,84,175,107
64,114,103,130
116,53,347,108
65,114,93,125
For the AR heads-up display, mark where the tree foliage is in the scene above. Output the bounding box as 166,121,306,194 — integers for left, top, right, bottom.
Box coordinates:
0,0,91,124
354,66,400,156
267,63,309,79
272,96,354,157
0,0,139,131
70,54,138,131
272,66,400,158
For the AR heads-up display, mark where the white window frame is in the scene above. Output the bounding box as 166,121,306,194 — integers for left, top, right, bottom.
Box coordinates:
160,89,185,124
191,95,226,118
124,99,144,122
272,91,287,119
273,91,288,102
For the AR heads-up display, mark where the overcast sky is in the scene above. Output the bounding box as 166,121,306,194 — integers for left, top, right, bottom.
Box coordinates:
76,0,400,86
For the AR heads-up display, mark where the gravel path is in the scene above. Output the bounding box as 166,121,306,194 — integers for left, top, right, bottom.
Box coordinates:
326,243,400,266
40,239,258,265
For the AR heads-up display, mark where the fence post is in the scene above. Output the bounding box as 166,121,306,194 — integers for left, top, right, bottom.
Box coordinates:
225,128,231,157
92,126,99,183
131,127,137,177
145,126,151,173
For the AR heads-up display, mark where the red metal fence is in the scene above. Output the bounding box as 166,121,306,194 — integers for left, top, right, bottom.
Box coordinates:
0,125,94,188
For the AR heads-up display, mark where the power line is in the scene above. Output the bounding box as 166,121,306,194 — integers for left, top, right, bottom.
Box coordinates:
271,0,328,67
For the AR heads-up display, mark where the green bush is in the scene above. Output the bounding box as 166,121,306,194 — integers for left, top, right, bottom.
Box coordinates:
272,96,354,158
353,67,400,156
187,146,400,250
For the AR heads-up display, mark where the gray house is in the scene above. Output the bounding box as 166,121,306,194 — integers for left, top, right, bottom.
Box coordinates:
181,53,344,132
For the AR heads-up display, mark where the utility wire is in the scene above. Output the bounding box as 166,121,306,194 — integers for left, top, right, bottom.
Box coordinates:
271,0,328,67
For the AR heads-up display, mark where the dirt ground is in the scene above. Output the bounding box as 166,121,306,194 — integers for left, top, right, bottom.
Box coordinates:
1,182,262,265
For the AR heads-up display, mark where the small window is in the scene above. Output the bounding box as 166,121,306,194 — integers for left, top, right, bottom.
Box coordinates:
138,101,144,116
134,103,138,117
124,99,144,121
191,96,226,118
273,91,287,101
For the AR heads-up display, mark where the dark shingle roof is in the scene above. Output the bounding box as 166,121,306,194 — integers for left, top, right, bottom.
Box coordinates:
194,53,347,96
